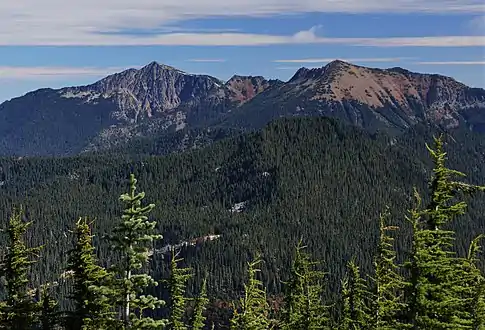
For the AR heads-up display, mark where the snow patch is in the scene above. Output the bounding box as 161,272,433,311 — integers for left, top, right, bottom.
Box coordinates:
60,90,102,103
230,201,247,213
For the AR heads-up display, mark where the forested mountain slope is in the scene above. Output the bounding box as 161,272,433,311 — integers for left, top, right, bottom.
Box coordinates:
1,117,484,307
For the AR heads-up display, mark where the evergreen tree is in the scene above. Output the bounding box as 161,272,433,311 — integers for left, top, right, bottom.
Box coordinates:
465,235,485,329
167,250,193,330
38,284,59,330
107,174,167,329
230,255,271,330
371,207,409,330
191,275,209,330
280,242,329,330
339,260,371,330
66,217,114,330
405,136,485,329
0,207,42,330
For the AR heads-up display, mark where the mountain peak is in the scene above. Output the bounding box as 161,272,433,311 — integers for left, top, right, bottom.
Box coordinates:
140,61,185,74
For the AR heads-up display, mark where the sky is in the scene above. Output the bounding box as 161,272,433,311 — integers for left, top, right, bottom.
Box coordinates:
0,0,484,103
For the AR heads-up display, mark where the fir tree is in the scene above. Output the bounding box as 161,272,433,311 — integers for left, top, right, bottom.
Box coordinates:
230,255,271,330
166,250,193,330
191,275,209,330
465,235,485,329
66,217,114,330
0,207,42,330
281,242,329,330
371,207,409,330
405,136,485,329
38,284,59,330
339,260,371,330
107,174,167,329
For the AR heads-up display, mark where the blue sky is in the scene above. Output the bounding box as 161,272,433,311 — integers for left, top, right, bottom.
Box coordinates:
0,0,484,103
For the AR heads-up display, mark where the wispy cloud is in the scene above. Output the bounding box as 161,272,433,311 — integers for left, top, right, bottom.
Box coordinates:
186,59,227,62
0,1,484,46
0,66,133,80
1,25,484,47
414,61,485,65
273,57,406,63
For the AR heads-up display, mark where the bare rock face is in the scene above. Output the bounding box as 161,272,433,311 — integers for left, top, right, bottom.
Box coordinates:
225,75,278,104
229,60,485,132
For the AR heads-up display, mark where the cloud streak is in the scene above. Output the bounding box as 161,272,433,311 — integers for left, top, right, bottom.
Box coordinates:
0,66,133,80
0,1,484,46
414,61,485,65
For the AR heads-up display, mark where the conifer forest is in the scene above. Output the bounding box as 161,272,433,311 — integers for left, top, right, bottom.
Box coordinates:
0,118,485,329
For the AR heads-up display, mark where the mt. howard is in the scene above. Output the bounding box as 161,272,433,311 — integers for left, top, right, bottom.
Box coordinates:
0,60,484,156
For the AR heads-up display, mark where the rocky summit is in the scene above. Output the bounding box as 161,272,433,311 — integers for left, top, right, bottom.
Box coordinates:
0,60,484,156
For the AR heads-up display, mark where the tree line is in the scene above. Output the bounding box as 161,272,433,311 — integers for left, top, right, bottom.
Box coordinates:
1,135,485,329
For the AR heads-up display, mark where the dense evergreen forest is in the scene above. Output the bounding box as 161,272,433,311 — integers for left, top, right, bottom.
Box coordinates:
1,117,485,328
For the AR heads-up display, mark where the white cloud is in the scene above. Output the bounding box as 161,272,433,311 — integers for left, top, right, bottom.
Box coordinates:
0,1,484,46
273,57,407,63
0,66,134,80
414,61,485,65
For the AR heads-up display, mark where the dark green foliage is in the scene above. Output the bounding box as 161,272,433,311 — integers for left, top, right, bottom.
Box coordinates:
370,208,409,329
65,218,113,330
167,251,193,330
0,118,485,328
230,255,271,330
405,136,485,329
465,235,485,329
107,174,167,329
191,276,209,330
340,260,372,330
280,242,329,330
38,285,59,330
0,207,42,330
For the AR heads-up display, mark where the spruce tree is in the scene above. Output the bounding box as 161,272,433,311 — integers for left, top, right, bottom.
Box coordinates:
166,250,193,330
371,207,409,330
281,242,329,330
230,255,271,330
66,217,114,330
191,275,209,330
38,284,59,330
0,207,42,330
107,174,167,329
405,136,485,329
339,260,371,330
465,235,485,329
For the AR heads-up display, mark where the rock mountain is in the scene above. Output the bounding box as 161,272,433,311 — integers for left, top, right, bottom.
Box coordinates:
0,60,484,156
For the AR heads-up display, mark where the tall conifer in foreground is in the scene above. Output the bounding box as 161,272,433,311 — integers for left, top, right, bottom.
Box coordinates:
167,250,193,330
339,260,371,330
405,135,485,329
191,275,209,330
465,235,485,329
38,285,59,330
280,242,329,330
371,207,409,330
230,255,271,330
0,207,42,330
107,174,167,329
66,217,113,330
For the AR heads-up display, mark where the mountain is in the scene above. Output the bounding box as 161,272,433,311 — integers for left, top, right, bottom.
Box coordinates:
0,60,484,156
0,62,277,156
222,60,485,133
